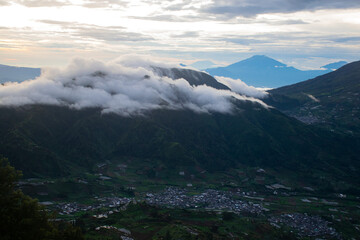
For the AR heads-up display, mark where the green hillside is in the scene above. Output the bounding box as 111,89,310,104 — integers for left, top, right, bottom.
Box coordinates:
267,60,360,135
0,103,359,187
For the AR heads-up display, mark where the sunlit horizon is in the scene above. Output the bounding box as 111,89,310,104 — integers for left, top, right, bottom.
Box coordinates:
0,0,360,69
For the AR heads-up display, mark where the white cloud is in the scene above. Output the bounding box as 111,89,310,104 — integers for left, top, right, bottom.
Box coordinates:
12,0,70,7
215,76,268,98
0,57,267,116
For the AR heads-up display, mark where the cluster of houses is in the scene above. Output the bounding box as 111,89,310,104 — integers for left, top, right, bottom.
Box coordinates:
55,187,265,216
56,196,133,215
51,187,345,239
145,187,265,214
269,213,339,238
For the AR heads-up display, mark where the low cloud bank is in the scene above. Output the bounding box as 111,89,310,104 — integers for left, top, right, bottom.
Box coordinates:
215,76,268,98
0,56,267,116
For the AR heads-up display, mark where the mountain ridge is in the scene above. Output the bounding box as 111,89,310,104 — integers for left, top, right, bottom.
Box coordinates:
0,64,41,83
205,56,347,88
266,60,360,135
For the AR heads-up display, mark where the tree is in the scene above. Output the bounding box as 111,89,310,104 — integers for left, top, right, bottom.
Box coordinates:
0,158,84,240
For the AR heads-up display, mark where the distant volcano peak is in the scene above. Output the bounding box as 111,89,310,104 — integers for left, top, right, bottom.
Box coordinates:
229,55,286,69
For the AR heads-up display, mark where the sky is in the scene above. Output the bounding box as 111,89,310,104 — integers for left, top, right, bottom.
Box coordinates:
0,0,360,69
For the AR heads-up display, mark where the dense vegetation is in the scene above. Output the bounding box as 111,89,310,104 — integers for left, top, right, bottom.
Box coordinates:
0,157,84,240
0,100,359,190
266,60,360,135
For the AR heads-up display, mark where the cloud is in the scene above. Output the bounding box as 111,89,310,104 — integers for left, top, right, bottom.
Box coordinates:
171,31,200,38
80,0,128,8
74,27,153,42
38,20,153,42
215,76,268,98
202,0,360,18
0,56,267,116
0,0,10,6
332,36,360,43
11,0,70,7
130,14,199,22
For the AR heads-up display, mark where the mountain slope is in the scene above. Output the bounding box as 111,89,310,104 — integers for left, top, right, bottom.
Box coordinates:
0,103,359,187
0,64,41,83
266,60,360,134
152,66,230,90
205,56,344,88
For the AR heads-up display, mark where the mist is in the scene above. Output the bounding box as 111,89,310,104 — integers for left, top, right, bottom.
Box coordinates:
215,76,268,98
0,56,267,116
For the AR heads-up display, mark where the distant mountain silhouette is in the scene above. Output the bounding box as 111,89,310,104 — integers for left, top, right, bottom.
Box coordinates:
321,61,347,70
0,64,41,83
205,55,347,88
190,60,218,70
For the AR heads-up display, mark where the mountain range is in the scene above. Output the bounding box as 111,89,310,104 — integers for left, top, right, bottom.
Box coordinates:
0,64,41,83
0,57,347,89
0,60,358,192
205,55,347,88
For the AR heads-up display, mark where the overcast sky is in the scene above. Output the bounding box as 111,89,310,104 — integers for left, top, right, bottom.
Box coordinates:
0,0,359,69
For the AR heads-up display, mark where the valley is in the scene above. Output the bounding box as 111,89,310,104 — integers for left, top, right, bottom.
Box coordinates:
18,156,360,239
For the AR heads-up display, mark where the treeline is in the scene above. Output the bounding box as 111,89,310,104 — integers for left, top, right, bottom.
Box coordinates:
0,157,84,240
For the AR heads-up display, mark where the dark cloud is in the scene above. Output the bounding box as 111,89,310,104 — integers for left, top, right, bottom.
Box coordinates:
332,36,360,43
8,0,129,8
171,31,200,38
40,43,76,49
74,27,153,42
264,19,309,25
220,38,271,46
38,20,152,42
209,32,312,45
215,31,338,44
80,0,128,9
130,14,205,23
202,0,360,18
38,19,73,26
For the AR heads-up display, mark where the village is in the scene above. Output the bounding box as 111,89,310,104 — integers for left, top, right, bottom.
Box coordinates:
52,188,265,216
269,213,340,238
47,187,343,238
145,187,265,214
54,196,133,216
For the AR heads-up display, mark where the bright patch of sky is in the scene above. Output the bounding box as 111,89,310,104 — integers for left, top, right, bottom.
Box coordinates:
0,0,359,68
